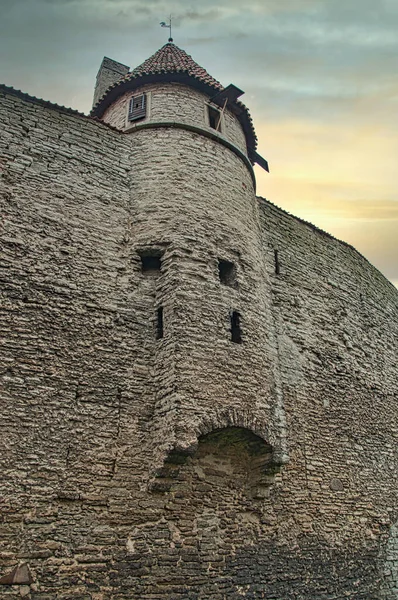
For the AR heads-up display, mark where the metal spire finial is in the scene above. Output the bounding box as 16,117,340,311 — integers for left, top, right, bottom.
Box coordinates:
160,15,173,42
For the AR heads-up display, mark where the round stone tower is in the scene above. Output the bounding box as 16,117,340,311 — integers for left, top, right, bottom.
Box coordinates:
92,43,288,477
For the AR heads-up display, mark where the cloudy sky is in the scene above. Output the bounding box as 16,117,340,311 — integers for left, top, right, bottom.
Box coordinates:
1,0,397,288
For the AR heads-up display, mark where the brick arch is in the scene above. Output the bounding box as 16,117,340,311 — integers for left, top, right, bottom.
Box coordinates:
195,409,270,443
171,407,288,465
170,408,273,456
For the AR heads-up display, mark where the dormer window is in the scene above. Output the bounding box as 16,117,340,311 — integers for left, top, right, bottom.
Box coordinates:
128,94,146,122
208,105,222,131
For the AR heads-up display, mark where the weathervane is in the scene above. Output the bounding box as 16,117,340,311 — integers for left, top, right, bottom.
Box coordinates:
160,15,173,42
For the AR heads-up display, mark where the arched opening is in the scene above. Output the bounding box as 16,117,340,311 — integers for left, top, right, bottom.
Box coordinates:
140,427,285,596
150,426,280,497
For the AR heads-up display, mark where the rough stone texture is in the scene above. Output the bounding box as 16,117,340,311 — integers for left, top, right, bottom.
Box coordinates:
381,522,398,599
101,83,248,152
93,57,130,109
1,77,398,600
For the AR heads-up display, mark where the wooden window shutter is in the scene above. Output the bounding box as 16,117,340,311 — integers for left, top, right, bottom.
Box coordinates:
128,94,146,122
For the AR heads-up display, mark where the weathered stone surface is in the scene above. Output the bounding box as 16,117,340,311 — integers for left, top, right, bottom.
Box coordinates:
93,57,130,109
0,563,33,585
0,64,397,600
102,82,248,151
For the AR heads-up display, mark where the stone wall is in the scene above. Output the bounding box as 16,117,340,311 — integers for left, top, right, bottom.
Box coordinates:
0,89,143,599
1,86,398,599
382,522,398,599
101,82,248,153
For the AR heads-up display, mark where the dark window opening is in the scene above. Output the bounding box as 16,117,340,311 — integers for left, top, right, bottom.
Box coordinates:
208,105,221,131
128,94,146,122
230,311,242,344
218,259,236,287
274,249,280,275
139,250,162,274
156,307,164,340
142,255,161,272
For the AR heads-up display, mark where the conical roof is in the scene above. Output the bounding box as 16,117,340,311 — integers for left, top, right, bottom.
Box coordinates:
91,42,257,152
124,43,223,90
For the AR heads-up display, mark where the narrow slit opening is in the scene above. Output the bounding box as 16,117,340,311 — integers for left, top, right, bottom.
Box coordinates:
156,307,164,340
230,311,242,344
274,249,280,275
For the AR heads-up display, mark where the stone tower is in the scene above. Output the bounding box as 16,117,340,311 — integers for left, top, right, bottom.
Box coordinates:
0,42,398,599
91,42,288,478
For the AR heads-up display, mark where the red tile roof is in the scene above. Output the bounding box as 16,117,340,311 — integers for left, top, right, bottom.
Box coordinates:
91,42,257,152
123,43,223,90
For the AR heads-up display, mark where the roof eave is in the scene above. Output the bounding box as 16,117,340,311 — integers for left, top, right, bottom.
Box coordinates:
90,72,257,152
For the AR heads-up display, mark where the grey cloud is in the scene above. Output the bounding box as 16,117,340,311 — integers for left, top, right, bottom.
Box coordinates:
40,0,80,3
314,0,398,30
187,31,249,45
175,9,223,24
134,7,152,15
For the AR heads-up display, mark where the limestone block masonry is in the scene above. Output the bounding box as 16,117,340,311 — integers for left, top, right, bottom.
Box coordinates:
1,41,398,600
102,83,248,152
93,57,130,110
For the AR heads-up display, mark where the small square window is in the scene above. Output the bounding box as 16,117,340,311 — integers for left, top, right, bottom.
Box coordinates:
218,259,236,287
208,105,221,131
128,94,146,122
138,250,162,274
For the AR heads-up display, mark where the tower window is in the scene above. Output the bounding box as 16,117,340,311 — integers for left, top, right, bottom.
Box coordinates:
156,307,164,340
128,94,146,122
139,250,162,274
208,105,221,131
218,260,236,287
230,311,242,344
